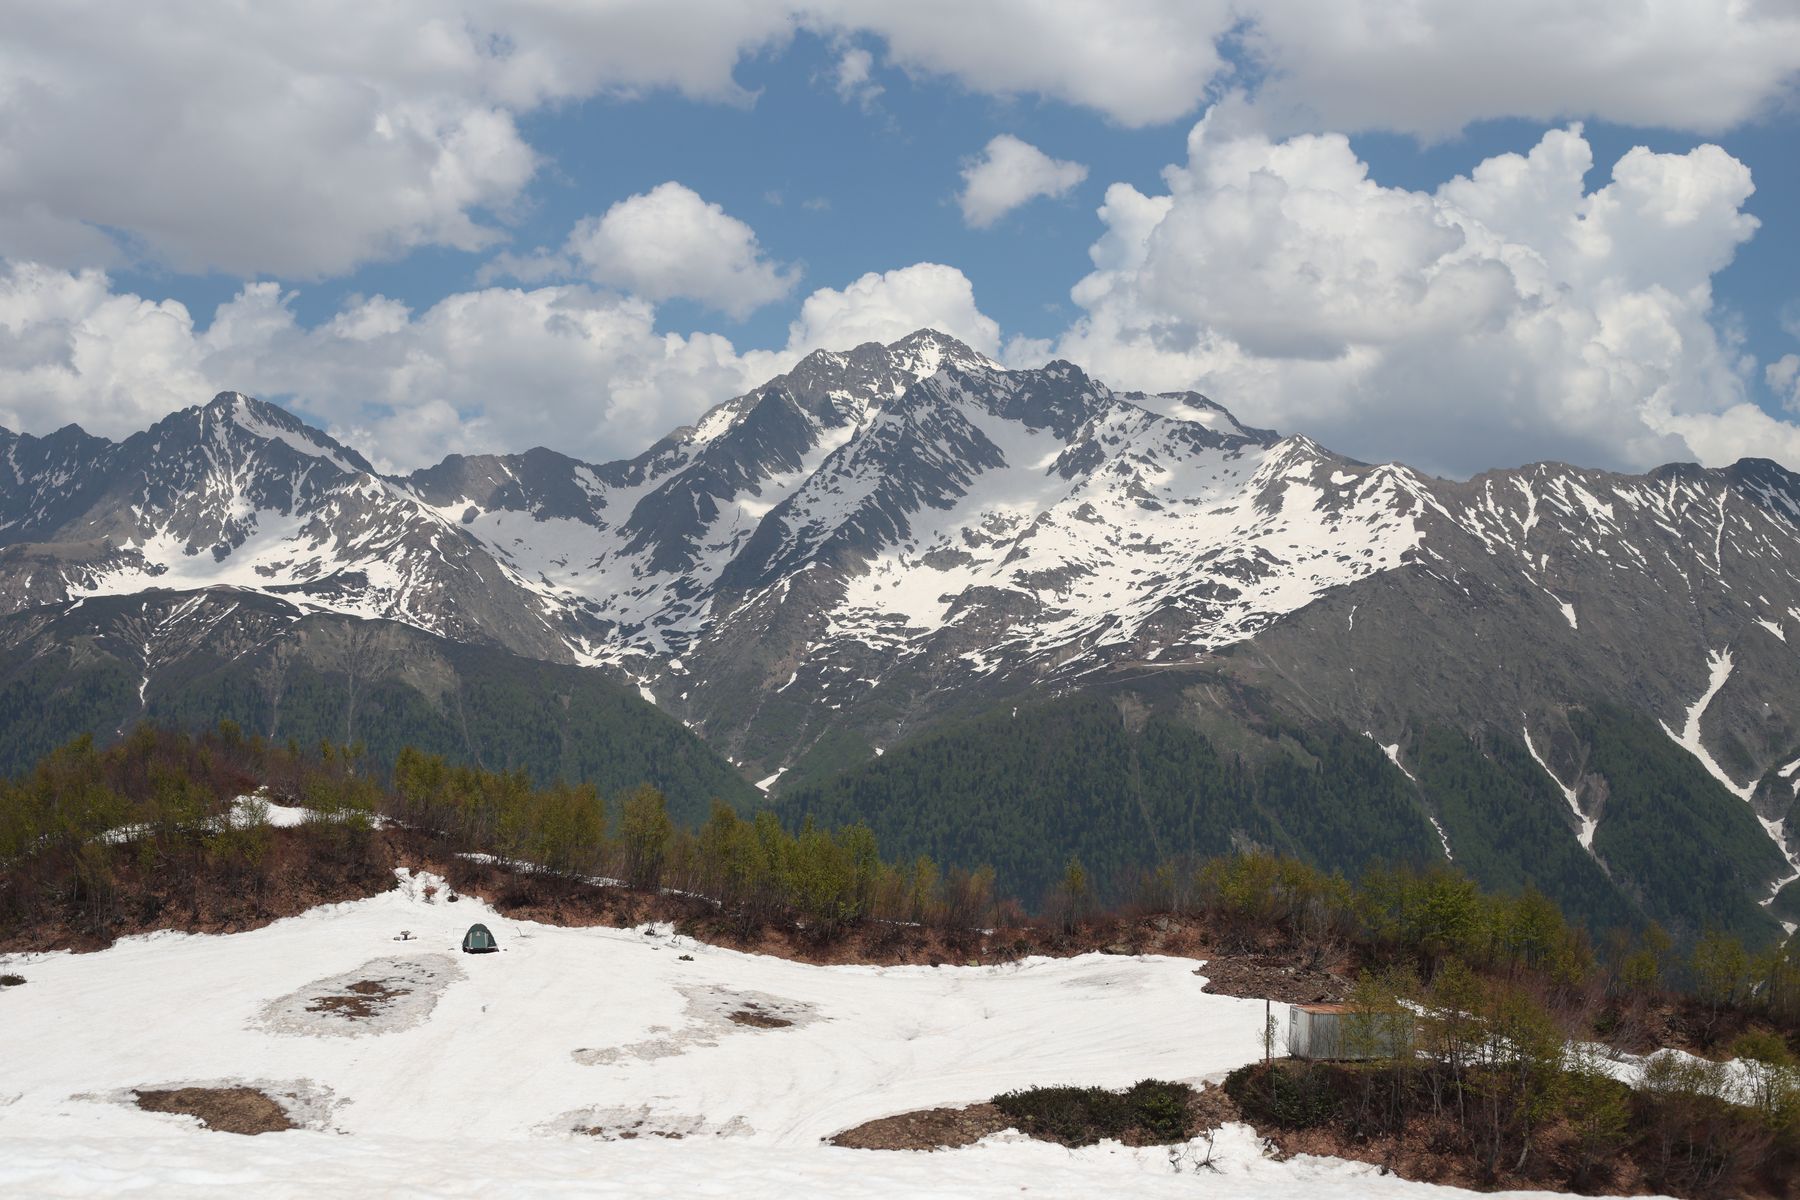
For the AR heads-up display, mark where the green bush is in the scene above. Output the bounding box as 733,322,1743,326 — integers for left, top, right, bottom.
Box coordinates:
1224,1062,1341,1129
992,1079,1197,1146
1123,1079,1192,1142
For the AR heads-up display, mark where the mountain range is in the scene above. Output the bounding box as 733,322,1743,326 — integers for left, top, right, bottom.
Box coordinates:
2,330,1796,942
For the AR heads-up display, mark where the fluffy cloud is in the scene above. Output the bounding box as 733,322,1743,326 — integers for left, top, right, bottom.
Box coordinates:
1047,123,1789,474
0,1,805,278
0,263,216,436
808,2,1236,127
0,260,999,470
532,183,802,320
957,136,1089,229
767,263,1001,362
1235,1,1800,139
831,46,884,110
1770,355,1800,407
10,3,1796,278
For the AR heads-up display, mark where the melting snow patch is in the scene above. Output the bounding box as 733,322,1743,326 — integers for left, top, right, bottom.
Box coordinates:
572,985,818,1067
1662,652,1800,887
1660,651,1753,802
1428,817,1453,862
1378,742,1417,784
255,955,464,1039
1523,725,1595,852
548,1103,753,1141
754,767,787,793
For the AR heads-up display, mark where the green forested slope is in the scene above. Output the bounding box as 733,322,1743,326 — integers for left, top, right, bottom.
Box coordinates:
1574,704,1786,945
779,695,1442,905
780,694,1790,946
0,624,756,824
1408,726,1639,935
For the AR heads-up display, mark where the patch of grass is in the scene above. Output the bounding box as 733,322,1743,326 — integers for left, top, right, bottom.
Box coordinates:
992,1079,1198,1147
0,973,24,987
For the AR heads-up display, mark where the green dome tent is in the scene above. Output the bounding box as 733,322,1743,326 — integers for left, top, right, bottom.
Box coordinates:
461,923,499,954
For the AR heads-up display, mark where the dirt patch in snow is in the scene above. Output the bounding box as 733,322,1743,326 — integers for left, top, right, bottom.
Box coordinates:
257,954,462,1037
830,1103,1012,1150
91,1077,340,1135
135,1086,294,1135
725,1003,793,1029
306,978,411,1020
1194,952,1349,1004
572,985,818,1066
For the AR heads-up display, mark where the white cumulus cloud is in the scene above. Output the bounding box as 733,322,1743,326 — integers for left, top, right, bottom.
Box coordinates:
957,136,1089,229
562,183,799,320
1234,0,1800,140
483,183,799,319
1045,122,1796,475
4,2,1797,277
0,260,1000,471
772,263,1000,361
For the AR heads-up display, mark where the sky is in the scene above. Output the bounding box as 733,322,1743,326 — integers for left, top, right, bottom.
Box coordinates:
1,2,1798,478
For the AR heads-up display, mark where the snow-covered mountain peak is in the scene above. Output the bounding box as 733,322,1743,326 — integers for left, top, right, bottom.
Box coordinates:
187,391,374,478
875,327,1000,379
10,339,1800,826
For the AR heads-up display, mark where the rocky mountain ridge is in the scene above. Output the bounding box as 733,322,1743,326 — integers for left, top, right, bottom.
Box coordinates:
3,330,1798,930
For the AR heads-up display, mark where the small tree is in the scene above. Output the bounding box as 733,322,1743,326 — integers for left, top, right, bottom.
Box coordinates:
1048,857,1092,935
1619,922,1672,994
619,784,673,890
1691,929,1750,1042
1561,1043,1633,1189
1730,1030,1800,1129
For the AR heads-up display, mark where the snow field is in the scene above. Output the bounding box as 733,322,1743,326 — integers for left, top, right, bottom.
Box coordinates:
0,869,1565,1198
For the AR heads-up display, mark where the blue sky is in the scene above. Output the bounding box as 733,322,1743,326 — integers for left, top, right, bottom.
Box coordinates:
4,4,1799,476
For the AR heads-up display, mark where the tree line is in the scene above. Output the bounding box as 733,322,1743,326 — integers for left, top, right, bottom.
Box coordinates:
4,724,1797,1038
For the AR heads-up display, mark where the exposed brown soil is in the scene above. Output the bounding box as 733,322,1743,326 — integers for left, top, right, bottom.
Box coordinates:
831,1103,1011,1150
1193,948,1352,1004
726,1004,793,1029
305,978,410,1020
135,1086,294,1135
